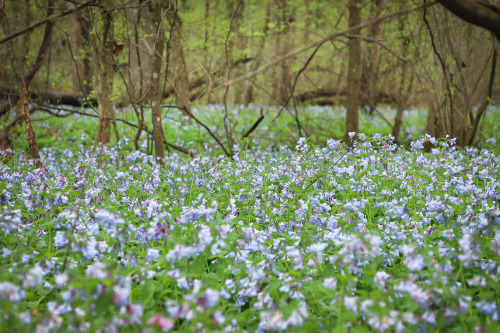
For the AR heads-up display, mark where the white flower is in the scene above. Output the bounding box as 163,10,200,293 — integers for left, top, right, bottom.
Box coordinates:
309,242,327,262
113,284,130,307
18,311,32,324
26,265,44,287
421,311,436,325
0,282,25,301
374,271,391,289
146,248,160,262
212,311,225,326
467,275,487,287
87,262,108,280
201,288,220,308
344,295,359,313
54,272,69,287
54,231,69,248
323,277,337,290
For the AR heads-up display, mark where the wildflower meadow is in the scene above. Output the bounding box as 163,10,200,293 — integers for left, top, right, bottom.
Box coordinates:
1,127,499,332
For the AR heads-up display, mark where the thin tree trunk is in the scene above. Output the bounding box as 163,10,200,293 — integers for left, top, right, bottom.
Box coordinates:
0,0,55,117
231,0,246,105
203,0,210,66
22,0,33,72
133,4,145,151
0,0,54,166
392,2,411,141
75,9,92,95
94,4,118,145
363,0,384,114
149,0,166,164
70,2,83,94
467,44,497,145
278,0,293,106
244,1,271,105
345,0,362,143
166,0,191,116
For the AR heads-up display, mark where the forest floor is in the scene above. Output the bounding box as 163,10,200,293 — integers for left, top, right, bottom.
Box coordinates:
0,105,499,332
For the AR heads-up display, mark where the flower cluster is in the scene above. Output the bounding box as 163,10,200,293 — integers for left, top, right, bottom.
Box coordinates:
0,133,499,332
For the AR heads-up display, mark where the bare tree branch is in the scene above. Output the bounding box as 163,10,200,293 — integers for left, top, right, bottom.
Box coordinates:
241,108,264,140
0,0,98,45
207,1,437,94
437,0,500,41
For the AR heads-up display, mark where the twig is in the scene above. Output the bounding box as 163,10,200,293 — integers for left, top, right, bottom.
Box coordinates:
35,103,193,156
241,108,264,140
208,1,437,93
177,105,233,159
0,0,98,45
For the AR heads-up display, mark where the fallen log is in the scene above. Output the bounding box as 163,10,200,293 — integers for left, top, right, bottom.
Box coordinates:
0,86,130,108
0,86,98,107
296,87,399,105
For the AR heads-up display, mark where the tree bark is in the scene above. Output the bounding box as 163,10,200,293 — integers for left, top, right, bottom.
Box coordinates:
0,0,54,166
437,0,500,41
392,2,413,141
75,8,92,95
0,86,98,106
345,0,362,143
166,0,191,116
244,2,271,105
148,0,166,164
0,0,55,117
277,0,293,106
133,3,145,151
94,3,119,145
230,0,246,105
364,0,385,113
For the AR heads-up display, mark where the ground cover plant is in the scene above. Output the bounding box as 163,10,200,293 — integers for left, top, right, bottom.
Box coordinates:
5,105,445,153
1,129,499,333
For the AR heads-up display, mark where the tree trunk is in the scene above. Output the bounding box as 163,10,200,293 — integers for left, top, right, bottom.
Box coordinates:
0,0,54,166
392,2,413,141
148,0,166,164
362,0,385,113
244,2,271,105
75,8,92,95
345,0,362,143
133,4,145,151
95,4,118,145
0,0,55,117
277,0,293,106
231,0,247,105
166,0,191,116
22,0,33,73
437,0,500,42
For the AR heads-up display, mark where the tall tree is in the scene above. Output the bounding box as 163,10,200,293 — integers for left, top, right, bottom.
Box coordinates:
392,2,414,141
345,0,362,143
94,2,119,145
244,1,271,105
362,0,385,113
166,0,191,115
148,0,166,164
0,0,55,166
437,0,500,42
424,3,497,146
75,7,92,95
